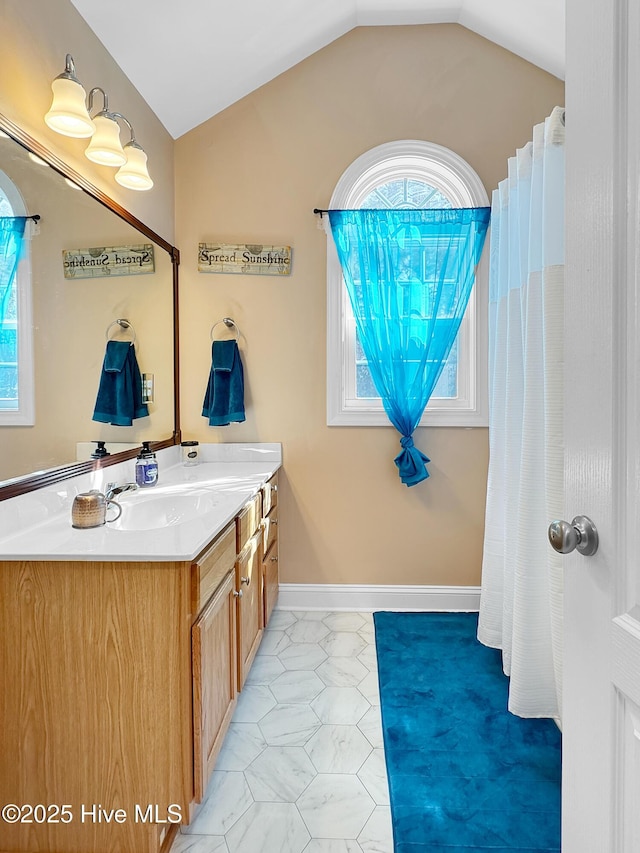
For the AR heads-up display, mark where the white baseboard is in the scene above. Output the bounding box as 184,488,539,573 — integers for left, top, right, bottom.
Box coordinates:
276,584,480,613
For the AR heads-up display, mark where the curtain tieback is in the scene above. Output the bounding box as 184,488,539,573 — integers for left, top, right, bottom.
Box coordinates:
394,434,431,487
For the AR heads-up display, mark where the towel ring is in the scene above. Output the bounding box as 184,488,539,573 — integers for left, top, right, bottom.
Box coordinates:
105,318,136,345
210,317,241,342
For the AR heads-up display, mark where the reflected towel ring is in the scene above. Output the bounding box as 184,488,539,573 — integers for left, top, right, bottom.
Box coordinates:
105,318,136,345
210,317,241,342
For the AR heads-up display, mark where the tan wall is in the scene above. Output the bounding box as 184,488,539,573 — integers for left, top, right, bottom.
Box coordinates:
0,0,174,241
176,24,564,588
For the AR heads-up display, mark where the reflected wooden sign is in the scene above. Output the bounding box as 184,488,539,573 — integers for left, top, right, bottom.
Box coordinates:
62,244,155,279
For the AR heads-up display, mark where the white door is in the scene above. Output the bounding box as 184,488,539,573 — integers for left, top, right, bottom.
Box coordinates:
563,0,640,850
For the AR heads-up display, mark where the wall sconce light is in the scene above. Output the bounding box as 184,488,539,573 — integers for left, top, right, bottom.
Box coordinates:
84,90,126,167
114,117,153,191
44,54,153,191
44,55,95,138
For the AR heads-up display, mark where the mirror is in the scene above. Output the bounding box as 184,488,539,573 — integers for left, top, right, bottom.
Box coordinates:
0,113,179,499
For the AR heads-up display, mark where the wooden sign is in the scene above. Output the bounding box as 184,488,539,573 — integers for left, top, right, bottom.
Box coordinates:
198,243,292,276
62,244,155,279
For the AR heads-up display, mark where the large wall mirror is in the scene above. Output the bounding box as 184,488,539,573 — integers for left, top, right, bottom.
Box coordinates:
0,113,180,499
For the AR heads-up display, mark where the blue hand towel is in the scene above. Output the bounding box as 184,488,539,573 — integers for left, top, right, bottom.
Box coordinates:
202,339,246,426
92,340,149,426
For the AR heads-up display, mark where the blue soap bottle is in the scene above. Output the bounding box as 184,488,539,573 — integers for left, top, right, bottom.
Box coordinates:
135,441,158,487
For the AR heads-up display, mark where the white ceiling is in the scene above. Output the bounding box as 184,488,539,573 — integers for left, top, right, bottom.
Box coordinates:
69,0,565,140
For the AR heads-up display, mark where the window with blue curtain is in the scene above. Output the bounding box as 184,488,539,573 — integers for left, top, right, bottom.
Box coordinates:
355,178,458,401
328,207,490,485
0,214,27,412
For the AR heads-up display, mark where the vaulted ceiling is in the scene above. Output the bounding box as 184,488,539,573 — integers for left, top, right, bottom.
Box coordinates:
70,0,564,139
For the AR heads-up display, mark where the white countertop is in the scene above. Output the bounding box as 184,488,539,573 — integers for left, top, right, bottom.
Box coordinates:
0,444,281,562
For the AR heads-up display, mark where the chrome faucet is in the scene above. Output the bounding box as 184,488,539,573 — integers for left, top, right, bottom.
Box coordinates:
105,482,139,501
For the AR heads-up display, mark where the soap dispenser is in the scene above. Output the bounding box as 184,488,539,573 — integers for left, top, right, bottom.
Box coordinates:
135,441,158,487
90,441,110,459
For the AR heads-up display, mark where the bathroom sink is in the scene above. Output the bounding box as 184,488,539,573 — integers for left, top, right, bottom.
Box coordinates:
110,492,219,531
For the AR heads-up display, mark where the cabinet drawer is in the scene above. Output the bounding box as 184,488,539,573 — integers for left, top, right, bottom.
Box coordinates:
192,522,237,613
262,506,278,557
262,472,279,517
236,493,261,553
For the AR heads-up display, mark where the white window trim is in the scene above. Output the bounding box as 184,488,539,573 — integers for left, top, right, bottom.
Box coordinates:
326,139,490,427
0,170,35,426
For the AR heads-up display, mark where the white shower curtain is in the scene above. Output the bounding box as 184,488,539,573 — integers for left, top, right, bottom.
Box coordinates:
478,106,565,722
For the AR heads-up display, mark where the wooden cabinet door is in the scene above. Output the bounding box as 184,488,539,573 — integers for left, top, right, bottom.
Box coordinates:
263,535,279,627
192,570,237,802
236,532,263,689
262,504,279,627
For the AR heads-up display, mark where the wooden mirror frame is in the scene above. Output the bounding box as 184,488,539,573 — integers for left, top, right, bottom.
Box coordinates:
0,112,181,500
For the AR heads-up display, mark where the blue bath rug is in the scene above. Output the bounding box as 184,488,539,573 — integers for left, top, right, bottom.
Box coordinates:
373,611,561,852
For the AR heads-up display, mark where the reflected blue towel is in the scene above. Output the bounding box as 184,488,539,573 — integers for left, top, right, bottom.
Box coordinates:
92,340,149,426
202,340,246,426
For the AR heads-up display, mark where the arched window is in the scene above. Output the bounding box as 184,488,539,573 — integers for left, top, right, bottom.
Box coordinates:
0,169,34,425
326,140,489,426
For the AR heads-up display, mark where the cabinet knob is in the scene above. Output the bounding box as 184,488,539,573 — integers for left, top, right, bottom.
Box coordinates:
233,589,243,598
270,555,278,563
272,484,278,493
271,518,278,525
241,575,250,585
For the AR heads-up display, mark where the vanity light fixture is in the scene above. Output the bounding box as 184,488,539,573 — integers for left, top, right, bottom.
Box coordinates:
44,54,153,191
84,89,127,167
44,55,95,138
113,116,154,191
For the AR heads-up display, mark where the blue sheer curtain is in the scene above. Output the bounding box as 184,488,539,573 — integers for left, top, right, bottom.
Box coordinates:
328,208,490,486
0,217,27,322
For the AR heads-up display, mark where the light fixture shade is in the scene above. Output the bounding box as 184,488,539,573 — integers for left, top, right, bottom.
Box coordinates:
45,76,95,138
85,113,126,166
115,142,153,191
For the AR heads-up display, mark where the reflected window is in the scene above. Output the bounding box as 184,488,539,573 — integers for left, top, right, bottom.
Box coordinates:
0,171,34,424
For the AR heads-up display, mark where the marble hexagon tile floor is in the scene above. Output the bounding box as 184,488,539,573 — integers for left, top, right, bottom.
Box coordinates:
170,610,393,853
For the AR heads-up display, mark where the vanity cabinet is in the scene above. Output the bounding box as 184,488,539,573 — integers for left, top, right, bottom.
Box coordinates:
0,472,281,853
0,558,194,853
262,472,279,625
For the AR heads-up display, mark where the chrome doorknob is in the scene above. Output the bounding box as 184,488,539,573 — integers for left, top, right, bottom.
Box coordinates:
548,516,599,556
